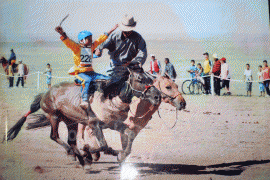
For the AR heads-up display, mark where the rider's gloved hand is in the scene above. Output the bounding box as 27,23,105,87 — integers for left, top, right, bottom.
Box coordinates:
128,61,142,70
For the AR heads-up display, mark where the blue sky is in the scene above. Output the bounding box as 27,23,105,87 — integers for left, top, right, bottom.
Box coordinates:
0,0,269,41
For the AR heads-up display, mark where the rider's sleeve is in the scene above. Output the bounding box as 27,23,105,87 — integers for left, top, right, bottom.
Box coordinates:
61,37,81,55
92,34,108,51
131,38,147,66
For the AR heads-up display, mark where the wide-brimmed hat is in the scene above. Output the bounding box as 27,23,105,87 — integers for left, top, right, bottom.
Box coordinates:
150,54,155,57
119,15,137,32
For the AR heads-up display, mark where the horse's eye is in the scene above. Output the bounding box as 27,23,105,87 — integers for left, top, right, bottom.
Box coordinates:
166,86,171,90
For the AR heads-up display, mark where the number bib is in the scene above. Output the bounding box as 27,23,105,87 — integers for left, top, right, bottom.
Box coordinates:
80,47,92,66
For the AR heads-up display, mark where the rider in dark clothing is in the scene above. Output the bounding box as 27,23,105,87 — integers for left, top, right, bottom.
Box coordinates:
97,15,147,97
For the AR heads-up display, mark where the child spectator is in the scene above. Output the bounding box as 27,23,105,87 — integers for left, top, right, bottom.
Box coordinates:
196,63,205,84
244,64,252,97
44,63,52,89
257,65,265,97
187,60,198,80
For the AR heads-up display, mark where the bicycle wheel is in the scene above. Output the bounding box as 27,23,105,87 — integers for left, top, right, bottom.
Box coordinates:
181,80,191,94
189,81,204,95
199,82,206,94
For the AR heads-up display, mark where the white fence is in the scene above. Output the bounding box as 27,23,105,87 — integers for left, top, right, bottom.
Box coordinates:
0,71,268,96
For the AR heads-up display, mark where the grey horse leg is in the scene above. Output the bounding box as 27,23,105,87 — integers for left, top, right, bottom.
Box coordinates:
49,115,85,166
118,128,138,162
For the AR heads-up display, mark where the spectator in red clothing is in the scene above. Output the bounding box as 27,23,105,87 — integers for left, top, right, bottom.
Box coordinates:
262,60,270,96
211,53,221,96
149,54,162,75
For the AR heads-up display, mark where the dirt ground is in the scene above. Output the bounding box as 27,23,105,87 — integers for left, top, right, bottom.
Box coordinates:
0,94,270,180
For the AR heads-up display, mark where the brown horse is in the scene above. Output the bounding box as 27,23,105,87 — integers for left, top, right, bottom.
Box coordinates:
26,73,186,163
85,73,186,162
0,56,29,81
4,67,162,166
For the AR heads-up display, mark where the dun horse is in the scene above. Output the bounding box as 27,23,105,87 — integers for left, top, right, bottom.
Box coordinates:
4,67,163,166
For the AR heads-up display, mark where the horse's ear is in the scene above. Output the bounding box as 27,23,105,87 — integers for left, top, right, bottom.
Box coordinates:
163,73,170,79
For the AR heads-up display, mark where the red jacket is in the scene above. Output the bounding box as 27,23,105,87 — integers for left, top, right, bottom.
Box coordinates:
212,59,221,76
150,60,160,74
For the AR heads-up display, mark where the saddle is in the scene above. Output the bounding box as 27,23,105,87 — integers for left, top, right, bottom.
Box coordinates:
74,79,109,95
74,78,133,103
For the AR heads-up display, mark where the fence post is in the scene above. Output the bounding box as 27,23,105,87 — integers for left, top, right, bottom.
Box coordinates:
37,71,40,90
5,110,8,144
211,73,214,96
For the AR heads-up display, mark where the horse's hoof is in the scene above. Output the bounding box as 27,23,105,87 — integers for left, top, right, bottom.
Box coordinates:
117,151,127,163
92,152,101,162
84,156,92,166
104,147,119,156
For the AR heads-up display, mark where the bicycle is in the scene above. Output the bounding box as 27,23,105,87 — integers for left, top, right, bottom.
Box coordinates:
181,77,206,95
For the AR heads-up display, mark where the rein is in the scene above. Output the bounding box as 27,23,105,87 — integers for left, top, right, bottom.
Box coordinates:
126,73,157,119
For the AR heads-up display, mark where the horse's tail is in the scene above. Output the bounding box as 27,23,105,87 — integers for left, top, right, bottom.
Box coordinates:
26,114,50,130
3,93,44,142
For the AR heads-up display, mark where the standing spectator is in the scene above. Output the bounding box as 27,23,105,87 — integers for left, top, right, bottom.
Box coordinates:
149,54,162,75
196,63,205,84
220,57,231,95
202,52,212,94
244,64,253,97
44,63,52,89
257,65,265,97
187,60,198,80
16,60,24,87
164,58,177,80
8,61,14,87
262,60,270,96
211,53,221,96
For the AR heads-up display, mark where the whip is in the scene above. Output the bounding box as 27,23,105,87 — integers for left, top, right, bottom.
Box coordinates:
60,14,69,26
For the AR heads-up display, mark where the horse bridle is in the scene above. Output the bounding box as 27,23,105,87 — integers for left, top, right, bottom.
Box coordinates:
144,72,181,101
156,80,181,101
127,73,155,98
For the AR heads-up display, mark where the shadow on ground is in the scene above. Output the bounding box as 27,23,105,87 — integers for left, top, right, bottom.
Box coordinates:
87,160,270,177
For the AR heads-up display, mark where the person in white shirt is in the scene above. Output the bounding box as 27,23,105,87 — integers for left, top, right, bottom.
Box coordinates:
220,57,231,95
244,64,253,97
16,60,24,87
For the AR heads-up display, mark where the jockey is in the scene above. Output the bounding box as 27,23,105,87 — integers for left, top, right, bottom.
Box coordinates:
8,49,17,72
55,24,118,109
96,15,147,101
